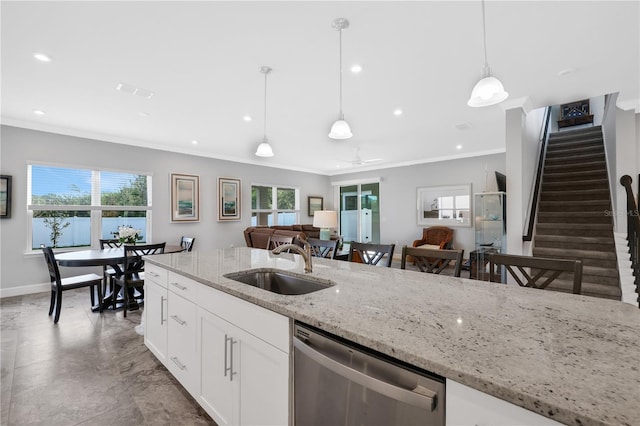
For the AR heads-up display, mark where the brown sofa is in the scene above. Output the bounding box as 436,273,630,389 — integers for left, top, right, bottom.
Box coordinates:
244,225,322,249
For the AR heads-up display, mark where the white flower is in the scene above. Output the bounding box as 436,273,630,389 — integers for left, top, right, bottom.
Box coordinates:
114,225,142,243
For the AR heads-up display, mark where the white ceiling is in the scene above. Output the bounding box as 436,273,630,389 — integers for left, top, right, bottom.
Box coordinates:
2,1,638,176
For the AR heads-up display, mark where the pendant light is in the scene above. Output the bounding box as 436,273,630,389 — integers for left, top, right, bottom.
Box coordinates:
255,66,274,157
328,18,353,140
467,0,508,107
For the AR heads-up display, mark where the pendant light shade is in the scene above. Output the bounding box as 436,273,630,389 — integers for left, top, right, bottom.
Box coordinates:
255,66,275,157
329,18,353,140
467,0,508,107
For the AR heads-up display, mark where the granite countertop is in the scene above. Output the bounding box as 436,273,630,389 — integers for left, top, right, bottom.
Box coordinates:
146,247,640,426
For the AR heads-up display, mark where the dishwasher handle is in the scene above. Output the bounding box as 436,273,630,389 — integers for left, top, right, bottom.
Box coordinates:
293,337,437,412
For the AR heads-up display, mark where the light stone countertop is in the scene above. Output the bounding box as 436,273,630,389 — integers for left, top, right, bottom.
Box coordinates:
145,247,640,426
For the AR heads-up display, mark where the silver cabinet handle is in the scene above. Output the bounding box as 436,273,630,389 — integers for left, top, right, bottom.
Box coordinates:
224,334,237,381
229,336,237,382
170,356,186,370
293,338,436,411
171,282,187,291
224,334,229,377
160,296,166,325
147,271,159,277
170,315,186,326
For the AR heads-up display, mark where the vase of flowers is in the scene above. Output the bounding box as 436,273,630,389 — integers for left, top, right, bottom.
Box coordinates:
113,225,142,244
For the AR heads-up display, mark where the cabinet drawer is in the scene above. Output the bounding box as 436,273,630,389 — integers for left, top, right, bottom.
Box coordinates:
167,292,199,396
145,263,168,288
168,271,198,302
198,284,289,354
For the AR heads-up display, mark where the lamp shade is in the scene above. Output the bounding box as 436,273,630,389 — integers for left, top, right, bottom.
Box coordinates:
467,76,509,107
313,210,338,228
255,140,274,157
328,119,353,140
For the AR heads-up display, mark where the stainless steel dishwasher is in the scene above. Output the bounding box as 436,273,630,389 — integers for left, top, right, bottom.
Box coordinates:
293,322,445,426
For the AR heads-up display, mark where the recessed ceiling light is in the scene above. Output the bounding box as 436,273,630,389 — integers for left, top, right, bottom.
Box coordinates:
350,64,362,73
243,115,252,122
33,109,46,115
456,145,463,150
393,109,403,116
33,52,51,62
191,140,199,145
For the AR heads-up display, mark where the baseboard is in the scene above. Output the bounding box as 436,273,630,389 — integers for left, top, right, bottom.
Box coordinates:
0,282,49,299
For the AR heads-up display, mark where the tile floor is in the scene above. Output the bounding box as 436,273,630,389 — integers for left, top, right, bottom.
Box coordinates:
0,289,215,425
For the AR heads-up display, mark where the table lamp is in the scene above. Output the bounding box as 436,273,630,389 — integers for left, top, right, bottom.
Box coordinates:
313,210,338,240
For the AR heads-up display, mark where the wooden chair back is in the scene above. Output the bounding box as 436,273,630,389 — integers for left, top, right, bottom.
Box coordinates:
42,246,63,288
180,236,196,252
348,242,395,267
400,246,464,277
122,243,166,278
99,238,123,249
267,235,294,250
307,238,338,259
489,253,583,294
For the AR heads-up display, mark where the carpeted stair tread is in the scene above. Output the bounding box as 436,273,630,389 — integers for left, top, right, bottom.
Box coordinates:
543,169,607,182
532,246,616,261
542,179,609,190
540,188,610,201
536,211,612,224
534,234,614,249
547,137,604,149
545,280,622,299
544,152,606,164
544,160,606,173
538,199,611,212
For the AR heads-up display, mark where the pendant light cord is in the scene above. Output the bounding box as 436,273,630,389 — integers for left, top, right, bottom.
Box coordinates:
263,69,268,140
338,27,344,119
481,0,489,69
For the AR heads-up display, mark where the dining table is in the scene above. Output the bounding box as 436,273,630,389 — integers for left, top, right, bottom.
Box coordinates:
56,244,183,312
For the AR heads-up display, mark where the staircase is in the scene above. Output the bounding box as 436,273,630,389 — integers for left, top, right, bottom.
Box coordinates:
533,125,622,300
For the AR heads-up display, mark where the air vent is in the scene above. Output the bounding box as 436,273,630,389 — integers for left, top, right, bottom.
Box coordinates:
116,82,154,99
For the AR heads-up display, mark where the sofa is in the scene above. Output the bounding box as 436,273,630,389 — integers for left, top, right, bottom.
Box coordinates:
244,225,322,249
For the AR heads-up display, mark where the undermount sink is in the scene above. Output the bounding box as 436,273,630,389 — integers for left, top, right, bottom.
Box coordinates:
224,269,334,295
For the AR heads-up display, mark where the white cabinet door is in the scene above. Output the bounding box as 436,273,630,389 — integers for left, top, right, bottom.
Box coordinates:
199,308,237,426
144,280,167,365
446,379,562,426
167,291,200,397
237,328,289,426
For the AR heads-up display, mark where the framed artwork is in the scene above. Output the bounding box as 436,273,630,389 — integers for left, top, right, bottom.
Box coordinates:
308,196,323,217
416,184,472,227
170,173,200,222
0,175,11,219
218,177,241,221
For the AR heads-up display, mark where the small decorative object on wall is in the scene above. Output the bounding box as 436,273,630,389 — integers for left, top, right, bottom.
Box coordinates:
218,177,241,221
417,184,472,227
0,175,11,219
170,173,200,222
308,196,323,217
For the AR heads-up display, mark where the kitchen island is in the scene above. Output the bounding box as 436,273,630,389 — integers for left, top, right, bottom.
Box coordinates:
145,247,639,426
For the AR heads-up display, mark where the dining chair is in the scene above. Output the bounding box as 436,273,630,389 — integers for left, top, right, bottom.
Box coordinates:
99,238,123,300
307,237,338,259
41,246,104,324
113,242,166,317
267,235,294,251
400,246,465,277
347,242,395,267
180,236,196,252
489,253,583,294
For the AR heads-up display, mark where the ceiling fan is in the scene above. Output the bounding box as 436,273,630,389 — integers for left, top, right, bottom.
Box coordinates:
342,147,382,166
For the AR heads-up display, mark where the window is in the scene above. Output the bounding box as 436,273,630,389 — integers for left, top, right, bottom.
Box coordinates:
338,182,380,243
251,185,299,226
28,164,152,250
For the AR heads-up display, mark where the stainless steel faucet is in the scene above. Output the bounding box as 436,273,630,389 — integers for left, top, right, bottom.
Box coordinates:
271,236,313,273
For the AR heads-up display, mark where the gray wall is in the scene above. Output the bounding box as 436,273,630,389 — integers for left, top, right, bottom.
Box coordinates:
329,154,506,257
0,125,331,295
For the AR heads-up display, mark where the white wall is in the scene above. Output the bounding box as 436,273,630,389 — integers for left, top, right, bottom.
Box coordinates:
329,154,506,257
0,125,331,295
614,108,640,233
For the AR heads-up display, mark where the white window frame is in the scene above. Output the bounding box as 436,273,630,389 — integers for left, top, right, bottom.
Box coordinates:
27,162,153,252
251,184,300,226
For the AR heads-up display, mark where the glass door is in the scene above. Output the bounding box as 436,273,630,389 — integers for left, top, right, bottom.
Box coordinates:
339,182,380,243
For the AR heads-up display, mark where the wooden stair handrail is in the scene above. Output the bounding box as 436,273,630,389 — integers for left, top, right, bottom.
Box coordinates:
619,174,640,308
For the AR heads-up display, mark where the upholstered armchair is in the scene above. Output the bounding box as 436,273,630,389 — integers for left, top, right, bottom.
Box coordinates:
412,226,454,250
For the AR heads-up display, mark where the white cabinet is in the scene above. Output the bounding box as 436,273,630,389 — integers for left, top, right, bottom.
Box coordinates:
198,286,289,426
446,380,562,426
144,263,168,365
167,273,200,397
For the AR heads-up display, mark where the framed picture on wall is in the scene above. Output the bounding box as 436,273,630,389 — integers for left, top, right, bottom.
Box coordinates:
0,175,11,219
170,173,200,222
218,177,241,221
308,196,323,216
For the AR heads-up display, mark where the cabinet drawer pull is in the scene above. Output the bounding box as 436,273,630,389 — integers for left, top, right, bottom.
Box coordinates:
170,315,186,326
170,356,186,371
171,282,187,291
147,271,159,277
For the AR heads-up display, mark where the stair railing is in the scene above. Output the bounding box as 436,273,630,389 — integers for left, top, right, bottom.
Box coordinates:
523,106,552,241
620,174,640,307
